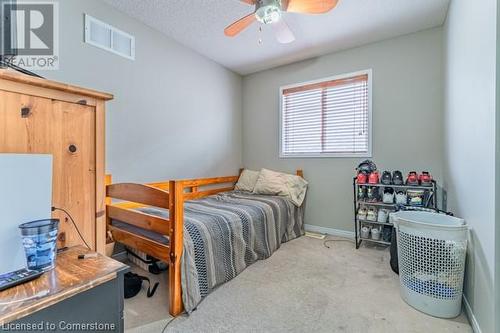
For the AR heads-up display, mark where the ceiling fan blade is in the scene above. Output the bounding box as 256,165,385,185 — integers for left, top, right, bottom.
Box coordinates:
239,0,256,4
283,0,338,14
272,19,295,44
224,13,257,37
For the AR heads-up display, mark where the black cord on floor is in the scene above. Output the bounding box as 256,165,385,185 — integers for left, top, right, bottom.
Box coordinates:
51,206,91,250
162,312,186,333
323,237,355,249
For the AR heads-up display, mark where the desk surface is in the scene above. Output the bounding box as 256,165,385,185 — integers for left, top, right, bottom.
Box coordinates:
0,246,128,324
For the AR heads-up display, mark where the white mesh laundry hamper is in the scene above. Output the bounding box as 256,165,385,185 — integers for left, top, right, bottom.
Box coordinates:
392,211,467,318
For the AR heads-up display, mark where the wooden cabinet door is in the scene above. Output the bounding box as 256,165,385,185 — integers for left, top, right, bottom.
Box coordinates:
0,90,57,152
52,101,96,249
0,90,96,249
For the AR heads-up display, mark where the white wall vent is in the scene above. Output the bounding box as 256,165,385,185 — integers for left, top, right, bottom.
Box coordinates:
84,14,135,60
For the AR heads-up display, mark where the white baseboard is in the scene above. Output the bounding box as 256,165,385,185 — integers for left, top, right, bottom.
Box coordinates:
304,224,355,240
463,295,481,333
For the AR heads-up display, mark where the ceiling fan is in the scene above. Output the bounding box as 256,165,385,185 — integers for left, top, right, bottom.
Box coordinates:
224,0,339,44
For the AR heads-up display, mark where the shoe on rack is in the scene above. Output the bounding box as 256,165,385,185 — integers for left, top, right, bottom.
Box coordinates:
368,171,380,184
377,209,389,223
395,191,407,205
367,186,380,202
381,171,392,185
383,187,395,204
407,189,425,206
357,172,368,184
356,160,377,175
361,226,370,239
357,207,368,220
392,170,404,185
371,227,381,240
382,226,392,242
357,186,367,201
419,171,433,187
367,207,378,221
406,171,419,186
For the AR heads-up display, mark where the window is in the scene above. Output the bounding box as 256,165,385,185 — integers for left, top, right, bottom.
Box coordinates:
280,70,372,158
84,14,135,60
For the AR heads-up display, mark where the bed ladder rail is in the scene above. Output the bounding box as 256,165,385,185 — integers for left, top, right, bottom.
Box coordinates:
181,175,239,200
106,183,170,208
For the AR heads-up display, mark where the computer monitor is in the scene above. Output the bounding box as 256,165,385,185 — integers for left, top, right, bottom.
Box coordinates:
0,154,52,274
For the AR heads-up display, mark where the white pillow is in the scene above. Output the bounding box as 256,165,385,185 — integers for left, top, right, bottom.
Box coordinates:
234,169,260,192
252,169,289,196
253,169,308,206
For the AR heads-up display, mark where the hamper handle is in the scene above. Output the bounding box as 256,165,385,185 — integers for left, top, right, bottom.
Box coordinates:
395,204,454,216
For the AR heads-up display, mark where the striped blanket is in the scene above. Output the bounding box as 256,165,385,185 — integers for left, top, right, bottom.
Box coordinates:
181,191,304,312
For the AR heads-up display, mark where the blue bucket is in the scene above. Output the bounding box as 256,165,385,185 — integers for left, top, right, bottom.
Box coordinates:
19,219,59,272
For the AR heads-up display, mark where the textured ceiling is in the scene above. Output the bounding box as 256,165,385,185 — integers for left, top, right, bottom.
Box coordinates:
102,0,450,75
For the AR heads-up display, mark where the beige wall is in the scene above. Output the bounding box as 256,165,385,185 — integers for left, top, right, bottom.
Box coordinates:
36,0,243,183
242,28,444,233
443,0,497,332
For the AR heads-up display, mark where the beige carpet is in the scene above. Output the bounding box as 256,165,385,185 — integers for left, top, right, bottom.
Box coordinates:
124,236,472,333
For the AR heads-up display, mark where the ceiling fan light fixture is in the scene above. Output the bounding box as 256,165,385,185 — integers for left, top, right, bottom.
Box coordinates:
226,0,338,42
255,3,282,24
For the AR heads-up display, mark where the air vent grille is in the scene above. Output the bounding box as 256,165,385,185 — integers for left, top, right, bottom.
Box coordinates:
84,14,135,60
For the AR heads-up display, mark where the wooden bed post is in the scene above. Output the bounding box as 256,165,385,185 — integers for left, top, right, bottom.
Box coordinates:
168,180,184,316
105,175,112,204
104,175,112,237
296,169,304,178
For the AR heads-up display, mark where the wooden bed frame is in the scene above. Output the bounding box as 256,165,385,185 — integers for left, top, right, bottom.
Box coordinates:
105,169,304,316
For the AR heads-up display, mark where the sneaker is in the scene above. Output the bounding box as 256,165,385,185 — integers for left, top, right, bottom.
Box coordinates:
357,172,367,184
383,188,395,204
395,191,407,205
367,186,380,202
368,171,380,184
377,209,389,223
367,207,378,221
392,171,404,185
371,227,381,240
361,226,370,239
357,207,367,220
381,171,392,185
382,226,392,242
419,171,433,187
357,186,367,200
406,171,419,186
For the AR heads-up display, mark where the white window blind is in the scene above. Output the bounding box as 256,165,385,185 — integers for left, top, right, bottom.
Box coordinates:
280,71,372,158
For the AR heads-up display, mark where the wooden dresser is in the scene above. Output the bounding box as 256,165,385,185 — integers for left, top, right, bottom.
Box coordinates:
0,69,113,253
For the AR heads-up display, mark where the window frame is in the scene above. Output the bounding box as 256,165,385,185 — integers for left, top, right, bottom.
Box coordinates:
279,69,373,159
